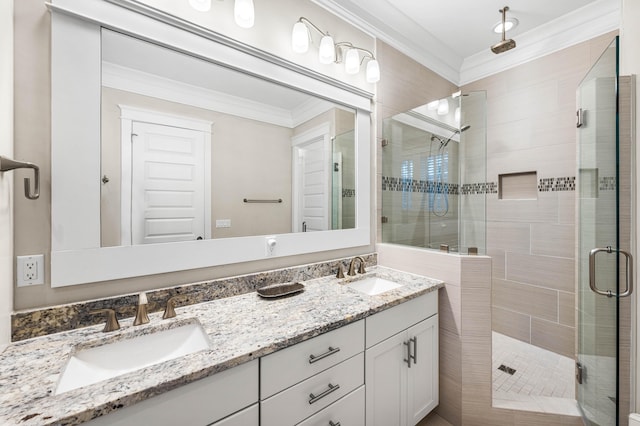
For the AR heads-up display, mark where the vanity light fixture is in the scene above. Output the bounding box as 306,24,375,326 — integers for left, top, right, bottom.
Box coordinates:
188,0,211,12
234,0,254,28
188,0,254,29
292,17,380,83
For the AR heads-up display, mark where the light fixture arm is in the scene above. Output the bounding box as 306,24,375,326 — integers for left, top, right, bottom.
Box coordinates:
334,42,376,64
298,17,329,38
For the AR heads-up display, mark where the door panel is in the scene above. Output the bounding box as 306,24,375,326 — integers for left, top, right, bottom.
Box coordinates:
576,36,624,426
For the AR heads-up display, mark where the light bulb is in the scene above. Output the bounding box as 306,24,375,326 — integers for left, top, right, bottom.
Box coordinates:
437,99,449,115
366,59,380,83
234,0,254,28
345,48,360,74
189,0,211,12
318,35,335,64
291,22,309,53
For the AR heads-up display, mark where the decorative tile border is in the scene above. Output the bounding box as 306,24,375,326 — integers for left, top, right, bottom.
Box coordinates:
599,176,616,191
342,188,356,198
382,176,497,195
538,176,576,192
11,254,377,341
460,182,498,195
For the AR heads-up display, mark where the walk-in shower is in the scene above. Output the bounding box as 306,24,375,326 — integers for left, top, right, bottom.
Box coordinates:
381,92,486,254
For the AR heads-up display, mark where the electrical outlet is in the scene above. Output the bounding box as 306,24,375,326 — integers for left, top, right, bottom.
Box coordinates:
17,255,45,287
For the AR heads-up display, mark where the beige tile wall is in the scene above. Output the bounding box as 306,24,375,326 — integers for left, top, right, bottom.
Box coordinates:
463,31,618,358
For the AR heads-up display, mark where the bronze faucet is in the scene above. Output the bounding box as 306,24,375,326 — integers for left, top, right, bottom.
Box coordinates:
133,292,150,326
163,296,183,319
347,256,367,276
91,308,120,332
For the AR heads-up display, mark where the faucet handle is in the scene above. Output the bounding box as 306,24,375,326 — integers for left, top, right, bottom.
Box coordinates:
336,263,345,279
163,296,183,319
91,309,120,332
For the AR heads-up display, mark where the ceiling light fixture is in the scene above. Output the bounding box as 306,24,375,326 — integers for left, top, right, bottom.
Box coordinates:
292,17,380,83
493,17,519,33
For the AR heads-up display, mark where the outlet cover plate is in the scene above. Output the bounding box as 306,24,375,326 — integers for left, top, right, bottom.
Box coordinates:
17,254,45,287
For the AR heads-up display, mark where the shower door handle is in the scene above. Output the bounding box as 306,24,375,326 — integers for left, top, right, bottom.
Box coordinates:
589,246,634,297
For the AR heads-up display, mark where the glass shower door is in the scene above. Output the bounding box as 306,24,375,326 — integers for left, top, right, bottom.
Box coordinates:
577,37,629,426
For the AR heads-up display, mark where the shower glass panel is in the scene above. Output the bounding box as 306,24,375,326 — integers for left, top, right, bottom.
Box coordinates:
576,36,625,426
381,91,486,254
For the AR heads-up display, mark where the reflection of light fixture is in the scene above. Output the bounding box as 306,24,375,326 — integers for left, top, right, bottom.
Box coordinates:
189,0,211,12
427,100,439,110
454,107,461,124
292,17,381,83
437,99,449,115
234,0,254,28
188,0,254,28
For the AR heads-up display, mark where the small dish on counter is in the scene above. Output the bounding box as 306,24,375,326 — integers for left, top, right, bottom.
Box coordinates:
257,282,305,299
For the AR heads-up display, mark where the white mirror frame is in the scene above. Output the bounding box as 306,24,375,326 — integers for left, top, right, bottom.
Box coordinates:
49,0,372,286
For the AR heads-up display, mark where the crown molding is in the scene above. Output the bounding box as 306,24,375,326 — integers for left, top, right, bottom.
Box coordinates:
314,0,620,87
459,0,620,85
310,0,462,84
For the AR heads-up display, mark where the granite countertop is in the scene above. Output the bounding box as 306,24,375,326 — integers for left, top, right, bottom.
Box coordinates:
0,266,443,425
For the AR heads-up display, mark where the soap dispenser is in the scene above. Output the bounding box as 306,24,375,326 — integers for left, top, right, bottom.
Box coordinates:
133,292,150,326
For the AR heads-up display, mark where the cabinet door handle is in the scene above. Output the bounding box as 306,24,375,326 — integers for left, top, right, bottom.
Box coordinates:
309,383,340,404
309,346,341,364
329,421,341,426
403,341,411,368
410,336,417,365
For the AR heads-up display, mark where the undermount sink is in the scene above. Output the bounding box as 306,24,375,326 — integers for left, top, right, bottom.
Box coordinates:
56,321,211,394
347,276,404,296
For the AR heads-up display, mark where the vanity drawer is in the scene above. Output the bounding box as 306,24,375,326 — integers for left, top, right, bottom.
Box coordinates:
296,385,364,426
210,403,258,426
366,291,437,348
260,320,364,398
261,353,364,426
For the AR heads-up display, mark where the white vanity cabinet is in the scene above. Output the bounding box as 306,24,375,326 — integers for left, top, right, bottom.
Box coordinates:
365,292,439,426
84,359,259,426
260,320,365,426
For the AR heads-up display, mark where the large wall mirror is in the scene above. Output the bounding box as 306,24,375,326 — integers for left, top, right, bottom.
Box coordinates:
49,0,372,286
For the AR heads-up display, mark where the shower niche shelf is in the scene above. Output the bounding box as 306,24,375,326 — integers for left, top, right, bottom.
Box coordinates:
498,171,537,200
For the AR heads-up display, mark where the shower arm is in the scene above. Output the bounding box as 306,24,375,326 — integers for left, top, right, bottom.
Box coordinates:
0,156,40,200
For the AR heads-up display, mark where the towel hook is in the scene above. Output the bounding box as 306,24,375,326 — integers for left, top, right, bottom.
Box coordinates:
0,156,40,200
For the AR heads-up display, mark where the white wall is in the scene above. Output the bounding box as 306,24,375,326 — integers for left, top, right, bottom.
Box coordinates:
0,0,14,346
621,0,640,412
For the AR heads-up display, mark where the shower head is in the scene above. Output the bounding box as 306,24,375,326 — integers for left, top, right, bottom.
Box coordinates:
434,124,471,149
491,7,516,54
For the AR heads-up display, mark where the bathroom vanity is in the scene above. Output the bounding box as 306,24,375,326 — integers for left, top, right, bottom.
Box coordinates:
0,266,442,425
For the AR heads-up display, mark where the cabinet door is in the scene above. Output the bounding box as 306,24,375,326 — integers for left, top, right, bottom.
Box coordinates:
210,404,258,426
407,315,439,425
365,331,408,426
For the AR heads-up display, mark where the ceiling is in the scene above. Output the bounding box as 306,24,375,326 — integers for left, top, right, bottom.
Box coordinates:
314,0,620,85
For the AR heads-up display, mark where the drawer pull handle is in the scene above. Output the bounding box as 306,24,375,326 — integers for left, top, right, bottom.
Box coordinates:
309,346,341,364
403,341,411,368
410,336,417,365
329,421,341,426
309,383,340,404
